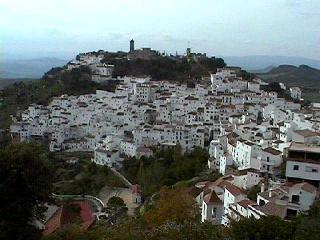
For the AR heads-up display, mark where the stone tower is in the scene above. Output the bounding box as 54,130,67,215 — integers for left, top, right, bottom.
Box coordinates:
130,39,134,52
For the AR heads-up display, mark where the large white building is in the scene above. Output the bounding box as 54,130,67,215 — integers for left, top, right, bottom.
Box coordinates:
286,142,320,185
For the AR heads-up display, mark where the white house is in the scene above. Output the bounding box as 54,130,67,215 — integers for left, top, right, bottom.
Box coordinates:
222,183,246,225
201,191,224,224
290,87,302,100
233,139,261,170
92,148,119,167
257,182,318,218
285,142,320,184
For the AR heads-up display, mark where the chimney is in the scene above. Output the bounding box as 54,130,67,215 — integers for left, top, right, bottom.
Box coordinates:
260,183,265,193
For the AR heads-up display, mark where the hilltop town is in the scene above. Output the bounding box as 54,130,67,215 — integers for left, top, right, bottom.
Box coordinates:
3,40,320,237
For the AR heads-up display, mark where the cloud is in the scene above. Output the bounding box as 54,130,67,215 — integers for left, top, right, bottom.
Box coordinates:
0,0,319,59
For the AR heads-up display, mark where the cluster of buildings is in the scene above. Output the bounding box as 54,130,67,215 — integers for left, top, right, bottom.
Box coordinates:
192,139,320,225
192,169,318,225
9,45,320,226
66,51,115,83
184,69,320,225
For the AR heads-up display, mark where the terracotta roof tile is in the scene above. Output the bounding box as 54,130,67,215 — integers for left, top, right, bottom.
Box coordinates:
204,191,222,204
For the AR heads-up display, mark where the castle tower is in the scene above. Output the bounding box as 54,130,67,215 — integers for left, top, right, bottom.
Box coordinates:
186,47,191,57
130,39,134,52
186,41,191,57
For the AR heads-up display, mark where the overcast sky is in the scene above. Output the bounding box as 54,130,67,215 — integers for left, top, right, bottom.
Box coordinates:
0,0,319,60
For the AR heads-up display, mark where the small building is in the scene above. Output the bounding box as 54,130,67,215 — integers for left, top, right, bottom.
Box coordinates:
256,182,318,219
201,191,223,224
131,184,142,204
290,87,302,100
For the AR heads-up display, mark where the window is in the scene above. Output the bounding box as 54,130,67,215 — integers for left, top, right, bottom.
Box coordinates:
212,207,217,218
306,166,318,173
293,165,299,171
259,199,266,206
292,195,300,203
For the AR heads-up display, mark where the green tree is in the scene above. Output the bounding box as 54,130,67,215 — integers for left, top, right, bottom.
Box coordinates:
106,196,128,221
107,196,127,209
229,216,295,240
247,184,261,201
0,143,53,240
294,200,320,240
144,186,197,227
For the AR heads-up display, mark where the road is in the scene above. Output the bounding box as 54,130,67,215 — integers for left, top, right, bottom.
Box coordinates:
109,167,133,188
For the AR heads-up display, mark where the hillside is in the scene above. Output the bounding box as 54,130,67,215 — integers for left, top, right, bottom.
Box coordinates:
257,65,320,88
0,53,229,130
258,65,320,102
0,65,117,129
103,53,226,81
0,78,35,90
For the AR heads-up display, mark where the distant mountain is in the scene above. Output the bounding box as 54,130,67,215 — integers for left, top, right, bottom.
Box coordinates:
222,55,320,71
0,58,68,79
257,64,320,88
250,65,275,74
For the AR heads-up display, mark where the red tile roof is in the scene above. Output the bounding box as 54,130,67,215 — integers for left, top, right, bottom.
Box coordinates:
255,202,286,218
132,184,142,195
293,182,317,193
263,147,282,155
204,191,222,204
225,183,244,196
237,199,256,208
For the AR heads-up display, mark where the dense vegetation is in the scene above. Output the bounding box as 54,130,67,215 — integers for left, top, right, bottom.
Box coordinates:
261,82,294,100
104,54,226,80
0,143,53,240
121,146,215,196
51,153,125,196
0,78,33,89
104,196,128,224
227,200,320,240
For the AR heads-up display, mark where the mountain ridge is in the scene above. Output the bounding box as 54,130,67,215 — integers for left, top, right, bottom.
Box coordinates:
257,64,320,89
222,55,320,71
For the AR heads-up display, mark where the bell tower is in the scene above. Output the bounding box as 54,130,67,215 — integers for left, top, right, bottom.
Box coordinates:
130,39,134,52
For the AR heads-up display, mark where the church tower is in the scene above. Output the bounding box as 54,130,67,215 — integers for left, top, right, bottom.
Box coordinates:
130,39,135,52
